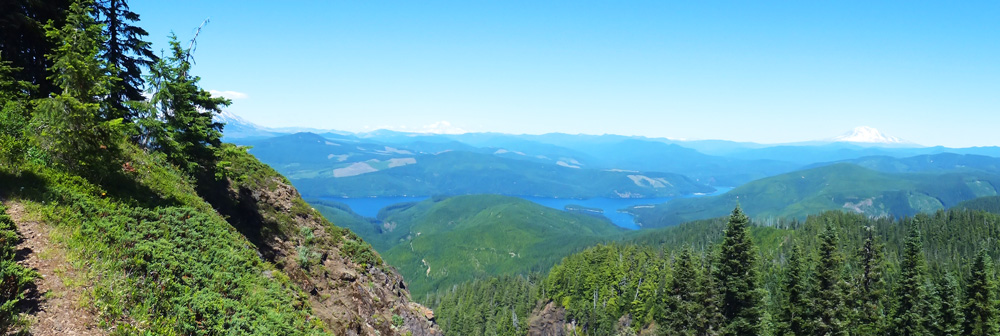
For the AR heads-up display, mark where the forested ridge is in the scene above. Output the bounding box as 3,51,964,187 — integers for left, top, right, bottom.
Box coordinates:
432,207,1000,335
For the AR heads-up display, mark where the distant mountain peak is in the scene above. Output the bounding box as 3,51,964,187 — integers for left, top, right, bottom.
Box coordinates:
833,126,906,144
215,110,251,124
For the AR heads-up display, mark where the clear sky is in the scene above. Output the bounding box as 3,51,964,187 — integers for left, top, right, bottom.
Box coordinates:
131,1,1000,147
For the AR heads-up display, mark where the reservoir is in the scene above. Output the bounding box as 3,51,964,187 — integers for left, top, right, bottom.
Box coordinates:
322,187,732,230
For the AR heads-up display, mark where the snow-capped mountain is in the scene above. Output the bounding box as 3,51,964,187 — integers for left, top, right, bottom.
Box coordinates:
214,110,281,140
214,111,352,140
832,126,909,144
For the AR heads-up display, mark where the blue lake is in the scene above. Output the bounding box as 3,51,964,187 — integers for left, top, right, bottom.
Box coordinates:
325,187,732,230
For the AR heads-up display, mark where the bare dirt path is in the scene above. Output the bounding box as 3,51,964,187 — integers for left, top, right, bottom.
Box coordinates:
5,202,104,336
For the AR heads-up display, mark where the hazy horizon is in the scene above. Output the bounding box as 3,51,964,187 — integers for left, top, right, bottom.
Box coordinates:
134,2,1000,147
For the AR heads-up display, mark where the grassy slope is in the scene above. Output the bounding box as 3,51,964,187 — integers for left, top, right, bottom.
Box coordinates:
0,141,432,335
369,195,624,298
1,145,326,335
629,163,1000,228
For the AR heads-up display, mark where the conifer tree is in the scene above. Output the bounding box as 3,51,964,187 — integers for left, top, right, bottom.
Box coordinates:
702,253,724,336
29,0,121,176
146,34,230,174
777,243,812,336
0,54,35,169
95,0,156,121
936,273,963,336
890,226,930,336
812,222,848,336
922,278,943,334
662,247,706,335
963,247,999,336
714,206,764,335
854,225,887,334
0,0,72,96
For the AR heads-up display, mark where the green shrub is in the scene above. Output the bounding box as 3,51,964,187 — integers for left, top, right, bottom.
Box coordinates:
340,237,382,268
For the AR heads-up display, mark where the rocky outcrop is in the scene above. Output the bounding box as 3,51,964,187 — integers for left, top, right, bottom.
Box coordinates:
227,174,440,336
527,302,570,336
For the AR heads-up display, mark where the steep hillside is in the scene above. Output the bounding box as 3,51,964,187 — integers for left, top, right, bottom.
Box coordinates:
366,195,624,298
0,144,439,335
629,163,1000,228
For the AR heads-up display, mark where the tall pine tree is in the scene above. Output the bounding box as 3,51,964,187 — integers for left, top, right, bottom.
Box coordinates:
146,33,229,175
777,243,812,336
29,0,121,176
936,273,964,336
854,225,887,334
811,222,849,336
662,247,707,335
963,247,999,336
0,54,35,169
95,0,156,121
0,0,72,97
890,226,930,336
714,206,764,335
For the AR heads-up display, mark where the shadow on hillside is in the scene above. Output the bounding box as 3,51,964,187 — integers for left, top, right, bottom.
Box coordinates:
99,170,186,209
194,173,283,262
0,169,184,210
0,171,52,206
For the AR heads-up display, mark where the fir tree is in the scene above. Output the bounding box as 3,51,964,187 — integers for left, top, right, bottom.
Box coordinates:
922,278,943,334
777,243,812,336
854,225,887,334
811,222,848,336
29,0,121,176
146,33,230,174
936,273,963,336
714,206,764,335
963,247,999,336
0,54,36,169
702,253,724,336
662,247,706,335
0,0,72,96
890,226,929,336
95,0,156,121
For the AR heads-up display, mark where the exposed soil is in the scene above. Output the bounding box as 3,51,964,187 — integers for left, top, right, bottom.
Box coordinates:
5,202,104,336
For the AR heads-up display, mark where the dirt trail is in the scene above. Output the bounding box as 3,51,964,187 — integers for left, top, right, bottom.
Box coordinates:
5,202,104,336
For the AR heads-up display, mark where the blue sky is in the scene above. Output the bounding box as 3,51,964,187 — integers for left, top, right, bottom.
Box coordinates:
131,1,1000,147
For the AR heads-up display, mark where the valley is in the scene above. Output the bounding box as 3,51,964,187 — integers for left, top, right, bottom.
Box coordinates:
225,116,1000,334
